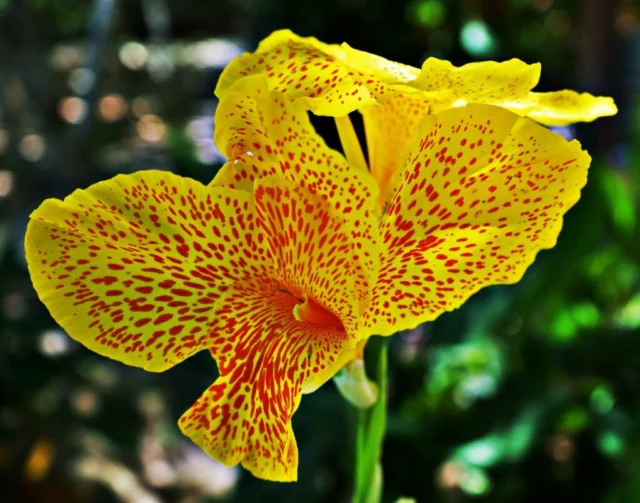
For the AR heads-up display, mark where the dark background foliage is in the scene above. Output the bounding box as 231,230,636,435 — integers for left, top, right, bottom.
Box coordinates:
0,0,638,501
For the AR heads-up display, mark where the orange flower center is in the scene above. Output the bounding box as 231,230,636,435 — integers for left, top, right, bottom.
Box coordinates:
293,295,343,329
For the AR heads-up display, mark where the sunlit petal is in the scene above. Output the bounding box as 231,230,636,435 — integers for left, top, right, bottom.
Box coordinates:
212,74,379,214
179,279,353,482
515,90,618,126
215,30,616,133
254,175,380,332
416,57,541,110
361,94,431,207
365,104,590,336
215,30,418,116
26,171,271,371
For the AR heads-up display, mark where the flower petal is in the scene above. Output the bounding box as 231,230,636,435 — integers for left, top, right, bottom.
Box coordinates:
415,57,541,111
254,175,380,335
215,29,419,116
179,279,353,482
365,104,591,336
515,90,618,126
340,42,421,85
216,31,616,129
26,170,271,371
361,94,431,207
212,74,380,214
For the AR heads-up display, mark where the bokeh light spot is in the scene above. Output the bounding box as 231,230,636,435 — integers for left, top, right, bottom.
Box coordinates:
559,407,590,433
39,330,70,357
459,466,491,495
438,461,464,488
137,114,166,143
58,97,88,124
68,68,96,95
71,388,100,417
598,432,624,457
460,20,495,56
132,97,153,118
415,0,445,27
120,42,149,70
0,170,14,197
570,301,600,328
18,134,46,162
549,309,577,342
24,439,55,481
98,94,127,122
549,434,574,462
590,385,615,415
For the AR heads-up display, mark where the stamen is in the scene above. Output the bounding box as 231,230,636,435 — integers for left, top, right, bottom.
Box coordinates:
293,295,343,329
335,115,369,173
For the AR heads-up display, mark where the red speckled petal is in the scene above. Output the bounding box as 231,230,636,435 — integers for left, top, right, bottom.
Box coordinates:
361,94,431,208
215,30,420,116
364,104,591,336
179,279,352,482
26,170,271,371
215,30,616,129
212,74,379,214
416,57,541,111
254,175,380,335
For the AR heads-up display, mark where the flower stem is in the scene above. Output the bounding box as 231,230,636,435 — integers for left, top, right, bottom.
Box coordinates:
335,115,369,173
353,336,388,503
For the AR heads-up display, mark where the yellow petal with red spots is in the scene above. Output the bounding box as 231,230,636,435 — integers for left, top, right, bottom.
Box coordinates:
216,30,616,129
179,265,354,480
361,94,431,208
211,160,256,192
215,30,419,117
338,42,420,87
512,90,618,126
415,57,541,110
25,170,271,371
364,104,590,336
212,74,379,215
214,30,540,117
254,175,380,334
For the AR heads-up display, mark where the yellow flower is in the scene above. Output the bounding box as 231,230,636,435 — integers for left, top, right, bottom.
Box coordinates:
26,168,378,482
215,29,615,208
214,74,591,338
26,71,592,484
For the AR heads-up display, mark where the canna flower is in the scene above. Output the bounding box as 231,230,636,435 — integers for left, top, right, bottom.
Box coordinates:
212,74,591,339
27,75,592,484
26,168,378,482
215,30,616,208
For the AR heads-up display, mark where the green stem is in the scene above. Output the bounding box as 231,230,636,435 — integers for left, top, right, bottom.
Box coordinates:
353,337,388,503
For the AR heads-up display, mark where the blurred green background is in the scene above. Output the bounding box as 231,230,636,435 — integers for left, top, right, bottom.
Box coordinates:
0,0,637,501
